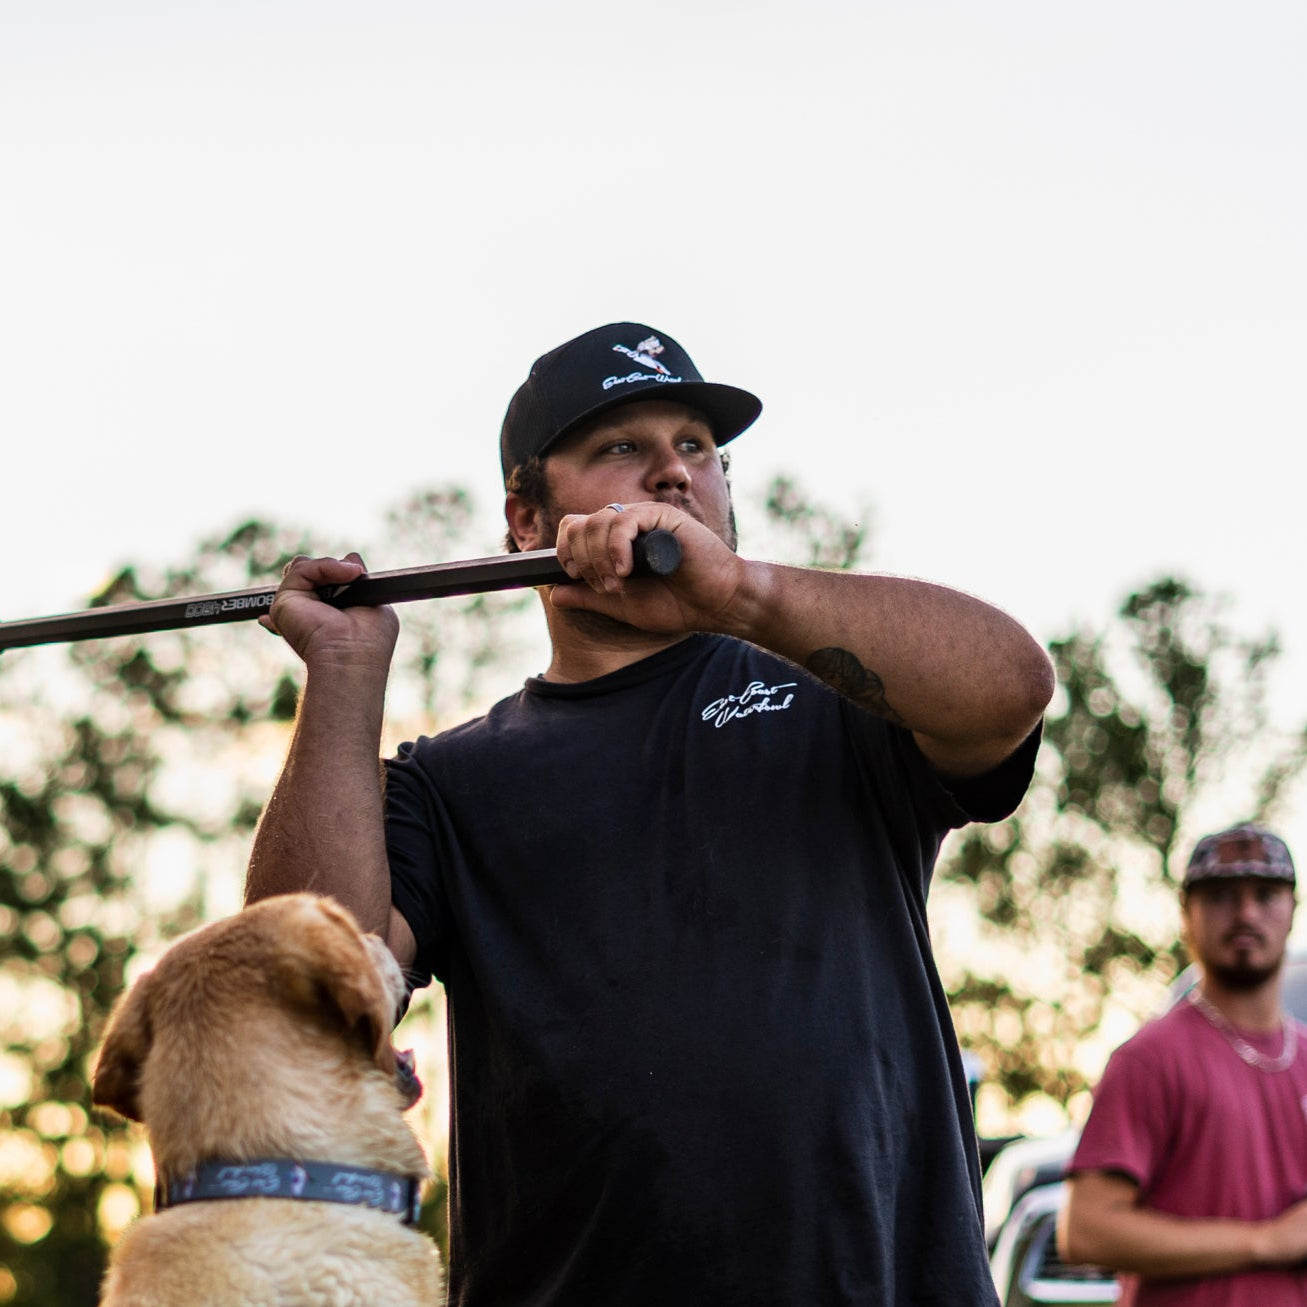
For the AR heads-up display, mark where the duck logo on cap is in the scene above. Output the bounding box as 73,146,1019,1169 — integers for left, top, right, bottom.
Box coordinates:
609,334,675,380
634,336,669,371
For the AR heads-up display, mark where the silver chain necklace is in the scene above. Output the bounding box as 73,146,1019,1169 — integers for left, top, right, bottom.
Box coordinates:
1186,988,1298,1073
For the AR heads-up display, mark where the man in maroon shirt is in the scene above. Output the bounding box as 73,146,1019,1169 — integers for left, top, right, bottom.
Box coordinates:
1060,823,1307,1306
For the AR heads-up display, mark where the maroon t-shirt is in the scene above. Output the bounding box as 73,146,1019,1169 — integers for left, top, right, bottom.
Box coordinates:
1069,997,1307,1306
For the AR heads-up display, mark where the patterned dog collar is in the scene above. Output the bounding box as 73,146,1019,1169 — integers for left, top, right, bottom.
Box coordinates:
155,1159,424,1226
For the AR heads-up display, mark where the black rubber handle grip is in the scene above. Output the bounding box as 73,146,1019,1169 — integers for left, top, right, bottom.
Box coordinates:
629,528,682,578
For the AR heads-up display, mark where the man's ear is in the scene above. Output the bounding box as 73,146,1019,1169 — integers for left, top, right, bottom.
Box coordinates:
1178,893,1195,954
505,492,549,553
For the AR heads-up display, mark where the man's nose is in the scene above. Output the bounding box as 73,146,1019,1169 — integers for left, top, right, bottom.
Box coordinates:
645,446,691,493
1232,886,1265,917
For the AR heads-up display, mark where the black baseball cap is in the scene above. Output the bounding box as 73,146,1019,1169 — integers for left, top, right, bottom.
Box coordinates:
499,322,762,483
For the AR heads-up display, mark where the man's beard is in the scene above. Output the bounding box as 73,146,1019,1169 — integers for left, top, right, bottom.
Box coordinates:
1204,952,1286,992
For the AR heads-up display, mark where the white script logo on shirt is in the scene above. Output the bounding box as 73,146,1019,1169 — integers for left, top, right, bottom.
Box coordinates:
701,679,798,728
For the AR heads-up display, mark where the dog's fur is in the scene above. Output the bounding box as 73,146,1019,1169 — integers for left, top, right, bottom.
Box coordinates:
92,893,443,1306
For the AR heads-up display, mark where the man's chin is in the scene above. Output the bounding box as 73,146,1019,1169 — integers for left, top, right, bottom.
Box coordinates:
1206,958,1282,992
559,607,652,643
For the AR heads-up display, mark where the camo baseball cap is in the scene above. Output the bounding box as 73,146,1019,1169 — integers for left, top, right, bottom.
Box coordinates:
1182,823,1296,888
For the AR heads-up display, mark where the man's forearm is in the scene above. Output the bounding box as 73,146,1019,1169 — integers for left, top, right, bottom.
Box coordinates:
1063,1205,1269,1278
1060,1175,1307,1279
719,563,1054,776
549,506,1052,776
246,663,393,936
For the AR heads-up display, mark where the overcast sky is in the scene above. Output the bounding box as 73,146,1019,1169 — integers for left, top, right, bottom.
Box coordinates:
4,1,1305,851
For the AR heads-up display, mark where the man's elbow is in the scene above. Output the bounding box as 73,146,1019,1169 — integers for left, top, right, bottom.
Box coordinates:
1057,1209,1096,1267
1009,641,1056,731
1058,1178,1125,1269
975,644,1055,760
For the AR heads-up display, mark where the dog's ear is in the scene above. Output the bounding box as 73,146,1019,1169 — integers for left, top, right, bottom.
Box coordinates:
272,897,399,1078
92,968,156,1122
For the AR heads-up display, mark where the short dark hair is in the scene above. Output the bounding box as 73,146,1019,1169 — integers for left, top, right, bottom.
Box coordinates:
503,456,548,554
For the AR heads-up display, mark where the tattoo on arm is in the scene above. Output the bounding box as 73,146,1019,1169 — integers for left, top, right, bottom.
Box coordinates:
805,647,906,725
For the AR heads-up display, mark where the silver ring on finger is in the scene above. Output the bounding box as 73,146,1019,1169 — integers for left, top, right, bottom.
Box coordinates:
604,502,625,513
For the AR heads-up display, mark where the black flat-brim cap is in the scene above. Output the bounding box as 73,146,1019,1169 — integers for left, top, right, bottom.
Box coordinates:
500,322,762,482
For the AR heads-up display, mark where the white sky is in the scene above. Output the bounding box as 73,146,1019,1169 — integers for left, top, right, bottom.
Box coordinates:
3,1,1306,849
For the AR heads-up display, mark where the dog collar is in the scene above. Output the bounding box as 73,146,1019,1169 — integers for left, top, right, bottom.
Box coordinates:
154,1159,424,1226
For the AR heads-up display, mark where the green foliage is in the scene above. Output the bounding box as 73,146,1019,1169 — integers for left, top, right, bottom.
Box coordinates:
378,487,538,727
5,474,1303,1296
751,486,1307,1127
759,475,871,571
936,577,1307,1122
0,664,205,1305
0,492,526,1306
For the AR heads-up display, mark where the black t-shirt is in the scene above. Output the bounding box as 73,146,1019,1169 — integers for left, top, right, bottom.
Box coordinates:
387,634,1036,1306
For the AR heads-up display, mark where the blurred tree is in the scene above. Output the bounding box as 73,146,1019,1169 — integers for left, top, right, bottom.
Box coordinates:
934,577,1307,1126
745,482,1306,1134
0,493,529,1305
0,675,204,1307
9,473,1298,1296
757,474,870,570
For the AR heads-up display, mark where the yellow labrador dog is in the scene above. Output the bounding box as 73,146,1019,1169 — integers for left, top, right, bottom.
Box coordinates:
92,893,443,1306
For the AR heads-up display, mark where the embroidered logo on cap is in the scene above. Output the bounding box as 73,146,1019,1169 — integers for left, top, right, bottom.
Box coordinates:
603,334,683,392
615,335,671,375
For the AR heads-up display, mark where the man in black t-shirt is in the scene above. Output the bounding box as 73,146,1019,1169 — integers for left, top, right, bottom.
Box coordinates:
248,322,1054,1305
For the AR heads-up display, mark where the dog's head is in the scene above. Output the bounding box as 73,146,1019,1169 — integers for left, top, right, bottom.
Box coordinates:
92,894,417,1125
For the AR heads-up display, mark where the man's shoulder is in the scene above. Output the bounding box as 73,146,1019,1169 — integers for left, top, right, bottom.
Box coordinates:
390,691,525,764
1105,1000,1200,1072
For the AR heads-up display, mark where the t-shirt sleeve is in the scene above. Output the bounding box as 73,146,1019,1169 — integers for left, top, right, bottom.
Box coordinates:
1066,1038,1171,1188
934,721,1044,825
874,717,1043,845
384,741,450,992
